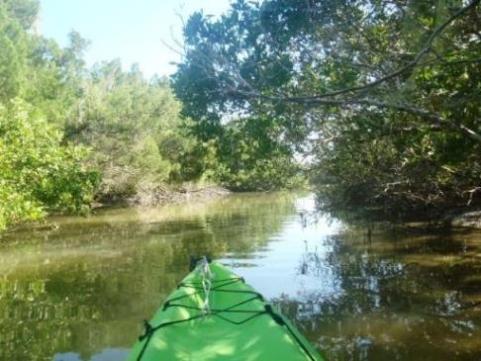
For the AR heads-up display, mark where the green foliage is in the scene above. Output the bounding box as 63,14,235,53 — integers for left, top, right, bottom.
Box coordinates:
1,0,39,30
0,0,308,232
65,62,208,200
0,0,223,231
0,0,102,231
173,0,481,220
209,118,304,191
0,2,27,100
0,99,99,230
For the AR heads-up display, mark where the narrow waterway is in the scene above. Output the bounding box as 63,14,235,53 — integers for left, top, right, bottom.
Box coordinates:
1,193,480,360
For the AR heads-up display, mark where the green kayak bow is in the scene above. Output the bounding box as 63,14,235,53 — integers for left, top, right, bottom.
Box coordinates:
128,259,324,361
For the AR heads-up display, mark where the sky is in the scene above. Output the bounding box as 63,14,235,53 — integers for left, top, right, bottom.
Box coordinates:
39,0,232,78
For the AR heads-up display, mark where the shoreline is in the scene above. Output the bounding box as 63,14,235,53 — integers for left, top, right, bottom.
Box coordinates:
443,209,481,229
0,185,231,236
94,184,231,208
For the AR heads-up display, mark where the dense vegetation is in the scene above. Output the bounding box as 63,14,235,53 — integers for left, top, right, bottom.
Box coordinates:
63,61,208,201
0,0,301,231
173,0,481,221
3,0,480,230
0,1,99,230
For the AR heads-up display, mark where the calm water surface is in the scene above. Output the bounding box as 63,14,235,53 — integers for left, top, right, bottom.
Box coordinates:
1,193,481,360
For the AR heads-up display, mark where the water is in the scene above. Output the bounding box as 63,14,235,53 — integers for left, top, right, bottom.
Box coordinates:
1,193,480,361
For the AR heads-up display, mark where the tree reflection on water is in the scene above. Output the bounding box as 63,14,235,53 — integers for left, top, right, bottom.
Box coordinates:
273,229,481,361
1,193,481,360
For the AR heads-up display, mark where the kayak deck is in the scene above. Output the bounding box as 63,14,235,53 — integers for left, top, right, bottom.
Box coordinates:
128,261,323,361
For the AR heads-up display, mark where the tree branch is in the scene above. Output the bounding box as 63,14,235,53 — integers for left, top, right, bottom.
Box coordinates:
280,0,481,101
233,88,481,143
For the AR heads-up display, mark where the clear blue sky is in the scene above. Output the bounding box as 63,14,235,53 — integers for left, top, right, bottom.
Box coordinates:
39,0,231,77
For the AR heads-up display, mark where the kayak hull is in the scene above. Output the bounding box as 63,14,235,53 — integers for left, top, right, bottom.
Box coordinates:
128,262,323,361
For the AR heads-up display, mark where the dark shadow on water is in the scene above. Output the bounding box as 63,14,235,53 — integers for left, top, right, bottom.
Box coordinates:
1,193,481,360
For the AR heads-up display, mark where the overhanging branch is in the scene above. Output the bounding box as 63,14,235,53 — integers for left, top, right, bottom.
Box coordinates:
282,0,481,101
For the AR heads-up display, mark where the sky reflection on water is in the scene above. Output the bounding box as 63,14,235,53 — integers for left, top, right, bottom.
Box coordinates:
1,193,481,361
219,195,343,301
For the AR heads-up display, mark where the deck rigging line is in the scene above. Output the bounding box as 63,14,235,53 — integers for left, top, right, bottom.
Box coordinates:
135,262,318,361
